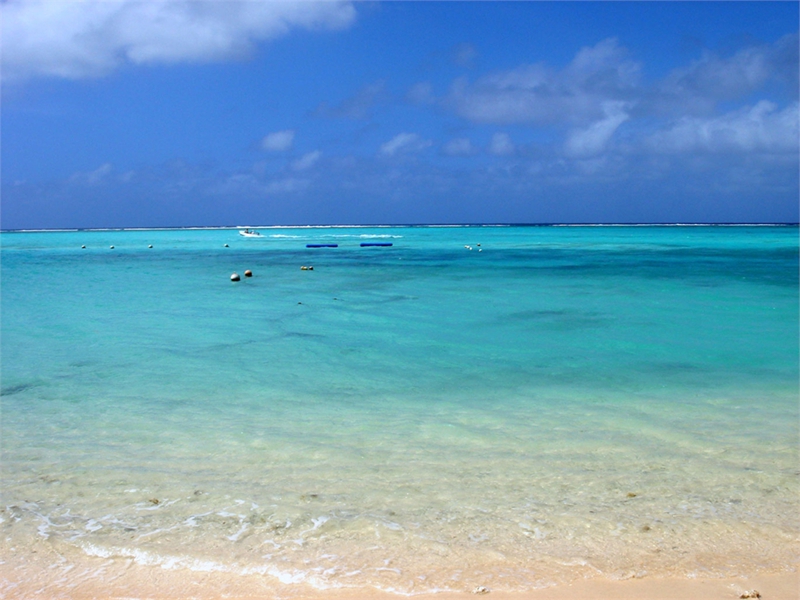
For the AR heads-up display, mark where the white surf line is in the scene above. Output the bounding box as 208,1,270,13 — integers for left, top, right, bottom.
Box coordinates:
183,510,215,527
17,504,72,540
227,522,250,542
293,515,330,546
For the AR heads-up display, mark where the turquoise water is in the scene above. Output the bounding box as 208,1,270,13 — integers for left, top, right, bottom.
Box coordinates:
2,226,798,594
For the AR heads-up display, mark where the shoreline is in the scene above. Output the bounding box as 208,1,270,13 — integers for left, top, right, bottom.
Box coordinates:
2,546,797,600
2,553,796,600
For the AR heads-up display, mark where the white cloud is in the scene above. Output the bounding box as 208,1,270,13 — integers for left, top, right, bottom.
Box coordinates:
2,0,357,81
87,163,113,184
70,163,113,185
564,101,630,158
442,138,476,156
650,101,799,154
444,33,797,145
406,81,435,105
449,38,639,125
452,43,477,68
261,130,295,152
292,150,322,171
314,80,386,119
652,34,799,116
379,133,432,157
488,133,514,156
265,177,308,194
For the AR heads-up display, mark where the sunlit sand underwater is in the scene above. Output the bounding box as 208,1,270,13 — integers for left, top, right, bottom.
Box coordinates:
1,225,798,595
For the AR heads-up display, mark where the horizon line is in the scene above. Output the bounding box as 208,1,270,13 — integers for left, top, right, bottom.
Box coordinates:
2,222,799,233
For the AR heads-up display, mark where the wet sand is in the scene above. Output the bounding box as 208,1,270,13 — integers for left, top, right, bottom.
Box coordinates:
1,545,796,600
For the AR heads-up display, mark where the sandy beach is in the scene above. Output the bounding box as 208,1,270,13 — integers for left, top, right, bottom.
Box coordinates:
2,536,798,600
2,547,797,600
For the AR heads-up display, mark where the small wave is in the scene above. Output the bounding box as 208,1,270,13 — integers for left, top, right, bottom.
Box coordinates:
84,519,103,533
184,511,214,527
298,515,329,538
135,525,181,541
226,522,250,542
74,540,483,596
318,234,403,239
78,543,334,589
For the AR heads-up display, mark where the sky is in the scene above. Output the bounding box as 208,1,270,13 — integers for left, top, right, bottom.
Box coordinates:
1,1,798,228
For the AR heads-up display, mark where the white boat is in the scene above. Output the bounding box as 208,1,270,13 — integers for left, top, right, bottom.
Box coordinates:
238,229,263,238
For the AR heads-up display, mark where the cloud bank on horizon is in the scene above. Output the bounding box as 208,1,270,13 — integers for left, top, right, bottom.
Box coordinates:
2,1,798,227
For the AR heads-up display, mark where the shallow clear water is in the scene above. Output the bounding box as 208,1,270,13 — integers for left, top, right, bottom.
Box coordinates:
2,226,798,593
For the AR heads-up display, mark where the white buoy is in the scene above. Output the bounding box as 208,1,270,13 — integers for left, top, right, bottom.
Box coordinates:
224,244,229,248
231,273,240,281
81,245,86,249
148,245,153,248
109,245,115,249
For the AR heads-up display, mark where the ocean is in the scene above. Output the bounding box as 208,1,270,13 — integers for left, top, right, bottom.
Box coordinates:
1,225,798,595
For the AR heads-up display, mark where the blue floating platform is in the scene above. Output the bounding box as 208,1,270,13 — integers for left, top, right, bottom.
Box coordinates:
306,244,339,248
360,243,393,247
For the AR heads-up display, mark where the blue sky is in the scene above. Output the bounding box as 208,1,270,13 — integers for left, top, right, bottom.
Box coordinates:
2,1,798,228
